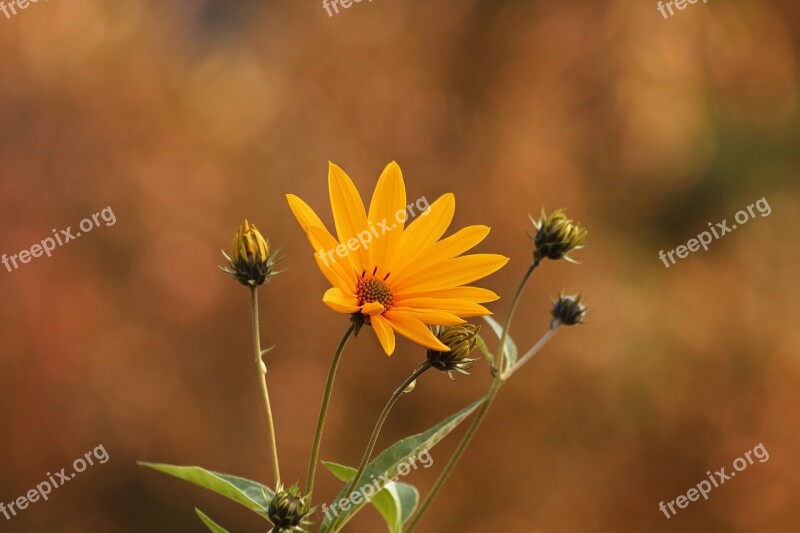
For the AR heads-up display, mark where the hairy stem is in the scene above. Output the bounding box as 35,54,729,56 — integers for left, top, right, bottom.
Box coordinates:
250,287,281,488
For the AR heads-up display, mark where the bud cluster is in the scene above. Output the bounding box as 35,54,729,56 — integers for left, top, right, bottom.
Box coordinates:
267,485,312,532
426,325,483,380
551,292,587,326
220,220,284,287
530,208,587,264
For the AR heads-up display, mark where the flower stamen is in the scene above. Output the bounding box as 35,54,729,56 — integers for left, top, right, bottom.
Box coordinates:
357,273,394,311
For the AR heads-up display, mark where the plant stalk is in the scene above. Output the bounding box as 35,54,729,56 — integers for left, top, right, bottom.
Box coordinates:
331,362,432,532
250,287,281,488
407,259,540,531
305,322,356,497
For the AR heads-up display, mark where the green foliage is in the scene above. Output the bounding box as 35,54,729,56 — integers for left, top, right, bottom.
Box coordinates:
482,315,518,367
321,395,487,532
195,508,230,533
138,462,273,520
322,461,418,533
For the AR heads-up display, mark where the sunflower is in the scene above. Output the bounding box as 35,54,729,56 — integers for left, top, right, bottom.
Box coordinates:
286,162,508,355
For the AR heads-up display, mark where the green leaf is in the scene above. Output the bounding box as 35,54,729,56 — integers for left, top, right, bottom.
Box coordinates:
322,462,419,533
321,395,487,532
474,334,494,369
385,482,419,527
138,462,273,519
482,315,517,368
195,508,230,533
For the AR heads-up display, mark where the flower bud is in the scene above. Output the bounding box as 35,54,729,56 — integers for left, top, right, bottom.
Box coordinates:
267,485,311,532
220,220,283,287
551,292,586,326
426,325,482,380
530,208,587,264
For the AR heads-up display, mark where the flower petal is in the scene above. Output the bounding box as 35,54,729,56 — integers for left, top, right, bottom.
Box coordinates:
388,306,467,325
328,162,372,272
323,287,360,314
371,314,396,355
362,301,385,316
395,286,500,303
286,194,328,231
307,226,358,291
391,298,491,318
384,311,449,351
390,193,455,273
368,162,407,272
395,254,509,293
390,225,490,287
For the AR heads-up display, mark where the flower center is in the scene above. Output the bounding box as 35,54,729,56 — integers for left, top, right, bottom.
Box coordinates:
357,274,394,310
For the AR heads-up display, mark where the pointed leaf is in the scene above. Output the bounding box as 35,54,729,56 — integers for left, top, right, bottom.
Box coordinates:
322,395,487,532
482,315,517,367
195,508,230,533
139,462,273,519
322,462,418,533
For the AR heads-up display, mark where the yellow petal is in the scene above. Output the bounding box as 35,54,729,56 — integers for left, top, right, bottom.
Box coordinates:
367,162,407,272
384,311,449,351
395,286,500,303
314,254,353,294
286,194,327,231
390,193,455,273
390,225,490,286
371,314,396,355
328,162,372,272
308,226,357,291
391,298,491,318
323,287,360,314
395,254,509,293
362,301,385,316
287,195,357,290
389,306,467,325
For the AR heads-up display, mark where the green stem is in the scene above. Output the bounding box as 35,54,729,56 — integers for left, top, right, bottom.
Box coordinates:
503,325,559,380
496,259,538,377
305,322,356,498
407,260,540,531
331,362,432,532
250,287,281,488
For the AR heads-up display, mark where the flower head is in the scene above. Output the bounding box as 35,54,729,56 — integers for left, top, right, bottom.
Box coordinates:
267,485,312,532
220,220,283,287
426,324,482,380
530,208,587,264
287,162,508,355
550,291,587,326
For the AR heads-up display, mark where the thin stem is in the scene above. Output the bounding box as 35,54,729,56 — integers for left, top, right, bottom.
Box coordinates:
503,325,559,380
330,362,432,532
250,287,281,488
495,258,538,378
407,260,540,531
305,322,356,497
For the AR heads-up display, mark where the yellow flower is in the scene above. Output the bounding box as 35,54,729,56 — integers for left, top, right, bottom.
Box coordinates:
286,162,508,355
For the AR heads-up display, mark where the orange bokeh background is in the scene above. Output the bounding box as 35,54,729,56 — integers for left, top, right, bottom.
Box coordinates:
1,1,799,531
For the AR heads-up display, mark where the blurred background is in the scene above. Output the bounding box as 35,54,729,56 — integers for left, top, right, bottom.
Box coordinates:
0,0,798,531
